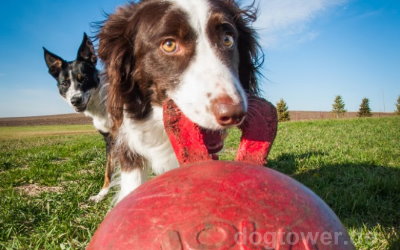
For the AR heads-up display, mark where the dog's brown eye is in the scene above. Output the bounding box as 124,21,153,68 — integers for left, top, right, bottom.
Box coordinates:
222,34,234,48
161,39,178,53
77,74,83,82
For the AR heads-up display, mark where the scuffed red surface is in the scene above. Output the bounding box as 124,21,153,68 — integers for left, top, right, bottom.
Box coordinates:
88,161,354,250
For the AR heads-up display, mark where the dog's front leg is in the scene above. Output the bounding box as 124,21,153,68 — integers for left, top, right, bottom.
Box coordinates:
118,168,147,203
117,147,148,204
89,155,114,202
90,132,115,202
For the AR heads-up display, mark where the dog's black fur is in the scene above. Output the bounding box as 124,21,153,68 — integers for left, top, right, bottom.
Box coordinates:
44,34,114,202
44,33,99,112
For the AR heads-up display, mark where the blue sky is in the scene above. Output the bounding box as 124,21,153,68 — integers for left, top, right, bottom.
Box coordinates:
0,0,399,117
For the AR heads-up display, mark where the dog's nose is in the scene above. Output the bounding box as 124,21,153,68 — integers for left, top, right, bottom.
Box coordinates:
211,96,246,126
71,96,83,106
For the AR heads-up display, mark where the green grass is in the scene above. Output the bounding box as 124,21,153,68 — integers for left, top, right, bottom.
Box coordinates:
0,118,399,249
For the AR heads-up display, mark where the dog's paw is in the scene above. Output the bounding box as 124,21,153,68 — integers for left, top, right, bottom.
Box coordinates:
89,188,109,203
89,194,106,203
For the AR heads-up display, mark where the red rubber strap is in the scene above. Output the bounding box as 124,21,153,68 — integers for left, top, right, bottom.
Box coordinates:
163,97,277,166
163,100,212,165
236,96,278,165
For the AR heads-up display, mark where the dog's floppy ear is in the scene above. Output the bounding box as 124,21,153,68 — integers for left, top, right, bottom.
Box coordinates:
43,47,66,78
98,3,151,128
77,33,97,65
230,2,264,96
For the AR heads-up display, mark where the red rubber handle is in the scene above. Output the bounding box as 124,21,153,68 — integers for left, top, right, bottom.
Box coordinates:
236,96,278,165
163,97,277,166
163,100,212,165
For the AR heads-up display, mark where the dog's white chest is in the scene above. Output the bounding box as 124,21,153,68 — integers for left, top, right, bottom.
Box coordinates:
121,107,179,174
92,116,111,133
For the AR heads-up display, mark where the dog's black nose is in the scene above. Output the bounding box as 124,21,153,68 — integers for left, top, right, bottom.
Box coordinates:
71,96,83,106
211,96,246,127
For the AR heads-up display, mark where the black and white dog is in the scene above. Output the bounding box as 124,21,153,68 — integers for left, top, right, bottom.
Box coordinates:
43,33,114,202
97,0,263,203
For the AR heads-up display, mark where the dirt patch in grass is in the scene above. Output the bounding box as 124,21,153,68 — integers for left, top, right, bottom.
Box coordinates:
51,158,69,164
77,169,96,175
15,184,64,196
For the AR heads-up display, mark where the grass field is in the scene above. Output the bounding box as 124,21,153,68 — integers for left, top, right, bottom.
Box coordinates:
0,117,399,249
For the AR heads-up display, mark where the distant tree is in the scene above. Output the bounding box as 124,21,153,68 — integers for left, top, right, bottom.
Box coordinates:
396,96,400,115
276,99,290,122
331,95,346,118
358,98,372,117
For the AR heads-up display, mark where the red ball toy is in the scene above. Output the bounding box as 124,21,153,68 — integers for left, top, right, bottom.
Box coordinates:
88,98,353,249
88,161,353,249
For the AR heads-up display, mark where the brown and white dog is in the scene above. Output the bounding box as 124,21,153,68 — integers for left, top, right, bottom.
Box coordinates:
97,0,263,202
